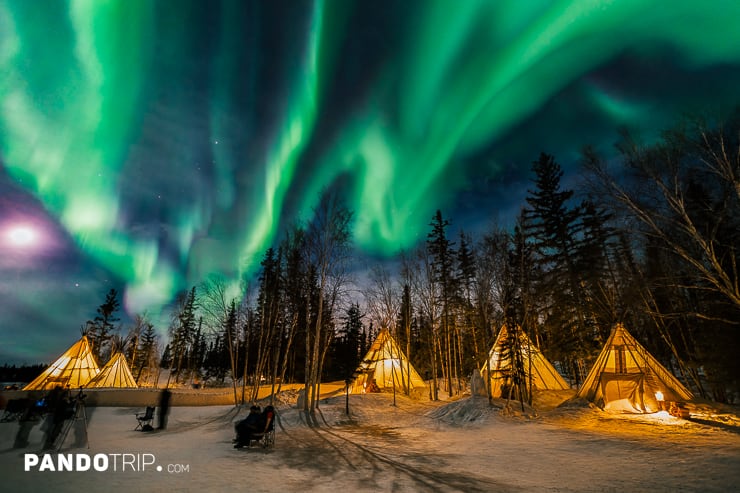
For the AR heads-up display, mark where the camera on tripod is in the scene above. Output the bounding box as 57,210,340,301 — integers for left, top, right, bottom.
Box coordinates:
53,387,89,451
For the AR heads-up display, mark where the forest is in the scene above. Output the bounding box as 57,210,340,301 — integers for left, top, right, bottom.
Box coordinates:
30,112,740,408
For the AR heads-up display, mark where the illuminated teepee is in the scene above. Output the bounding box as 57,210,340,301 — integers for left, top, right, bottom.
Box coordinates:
86,351,138,388
23,336,100,390
577,324,693,413
480,325,570,398
351,329,426,394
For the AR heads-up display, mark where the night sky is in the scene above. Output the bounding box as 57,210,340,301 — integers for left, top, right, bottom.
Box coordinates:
2,0,740,365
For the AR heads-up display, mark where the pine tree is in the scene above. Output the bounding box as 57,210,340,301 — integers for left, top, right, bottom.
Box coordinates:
277,227,309,387
86,288,121,365
168,287,198,385
136,320,159,384
524,153,589,384
456,231,479,373
334,303,363,379
160,344,172,369
397,283,414,390
252,247,283,402
426,210,459,396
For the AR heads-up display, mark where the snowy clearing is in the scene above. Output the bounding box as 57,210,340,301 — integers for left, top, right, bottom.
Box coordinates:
2,389,739,492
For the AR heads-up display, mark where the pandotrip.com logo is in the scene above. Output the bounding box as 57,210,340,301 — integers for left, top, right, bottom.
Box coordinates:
24,453,190,473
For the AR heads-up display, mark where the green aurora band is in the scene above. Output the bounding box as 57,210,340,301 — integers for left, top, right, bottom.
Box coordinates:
1,0,740,313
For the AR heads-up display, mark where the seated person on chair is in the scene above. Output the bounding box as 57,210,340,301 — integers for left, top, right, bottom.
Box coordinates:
234,405,261,448
261,406,275,435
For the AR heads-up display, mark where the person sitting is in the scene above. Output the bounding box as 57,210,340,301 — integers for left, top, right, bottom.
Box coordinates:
254,406,275,447
234,405,261,449
260,406,275,435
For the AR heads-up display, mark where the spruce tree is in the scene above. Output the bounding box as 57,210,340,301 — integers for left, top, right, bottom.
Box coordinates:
168,287,198,385
86,288,121,365
136,320,159,384
426,210,458,396
524,153,589,384
456,231,480,373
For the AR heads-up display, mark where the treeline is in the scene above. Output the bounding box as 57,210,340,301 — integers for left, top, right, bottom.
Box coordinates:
80,111,739,407
0,364,46,386
82,193,366,412
390,113,738,403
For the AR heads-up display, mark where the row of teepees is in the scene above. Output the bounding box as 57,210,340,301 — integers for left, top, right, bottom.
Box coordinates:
24,324,693,414
354,324,692,414
23,336,138,391
479,323,693,413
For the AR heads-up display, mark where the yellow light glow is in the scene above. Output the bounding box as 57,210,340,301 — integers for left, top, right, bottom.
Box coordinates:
655,391,664,401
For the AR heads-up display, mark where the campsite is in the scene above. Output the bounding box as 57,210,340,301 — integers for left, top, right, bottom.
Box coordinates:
1,388,739,492
2,327,740,492
2,3,739,491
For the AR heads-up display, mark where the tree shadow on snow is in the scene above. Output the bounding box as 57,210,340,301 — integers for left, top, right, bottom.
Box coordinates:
687,416,740,435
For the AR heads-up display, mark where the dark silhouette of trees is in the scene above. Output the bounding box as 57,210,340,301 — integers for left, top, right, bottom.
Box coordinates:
524,153,597,385
130,314,159,384
583,113,740,401
167,286,198,386
331,302,364,380
86,288,121,365
303,191,353,413
22,111,736,407
427,210,460,397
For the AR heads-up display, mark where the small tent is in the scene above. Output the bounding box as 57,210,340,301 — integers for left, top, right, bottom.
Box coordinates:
351,329,426,395
576,324,693,413
23,336,100,390
86,351,138,388
480,325,570,398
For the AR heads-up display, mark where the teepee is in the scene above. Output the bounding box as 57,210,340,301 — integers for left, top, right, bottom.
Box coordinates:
86,351,138,388
351,329,426,394
23,335,100,390
576,324,693,413
481,325,570,398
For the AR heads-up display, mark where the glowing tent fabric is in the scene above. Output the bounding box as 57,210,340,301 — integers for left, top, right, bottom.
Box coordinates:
480,325,570,398
576,324,693,413
351,330,426,395
85,351,138,388
23,336,100,390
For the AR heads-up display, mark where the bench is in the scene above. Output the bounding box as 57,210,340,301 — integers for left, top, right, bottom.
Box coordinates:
235,406,276,449
248,423,275,448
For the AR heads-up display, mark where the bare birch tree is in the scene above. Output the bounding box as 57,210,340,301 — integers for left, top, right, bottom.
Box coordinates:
199,276,242,405
303,191,353,413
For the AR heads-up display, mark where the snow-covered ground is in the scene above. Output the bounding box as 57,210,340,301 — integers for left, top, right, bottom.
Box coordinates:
1,388,739,492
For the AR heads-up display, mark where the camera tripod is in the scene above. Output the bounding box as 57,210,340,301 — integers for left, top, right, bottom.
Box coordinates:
55,392,89,451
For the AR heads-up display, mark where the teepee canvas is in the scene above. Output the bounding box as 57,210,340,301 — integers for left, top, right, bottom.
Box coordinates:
23,336,100,390
481,325,570,398
86,351,138,388
351,329,426,394
576,324,693,413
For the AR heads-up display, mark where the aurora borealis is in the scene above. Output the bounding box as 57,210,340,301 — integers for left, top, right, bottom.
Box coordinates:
2,0,740,363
